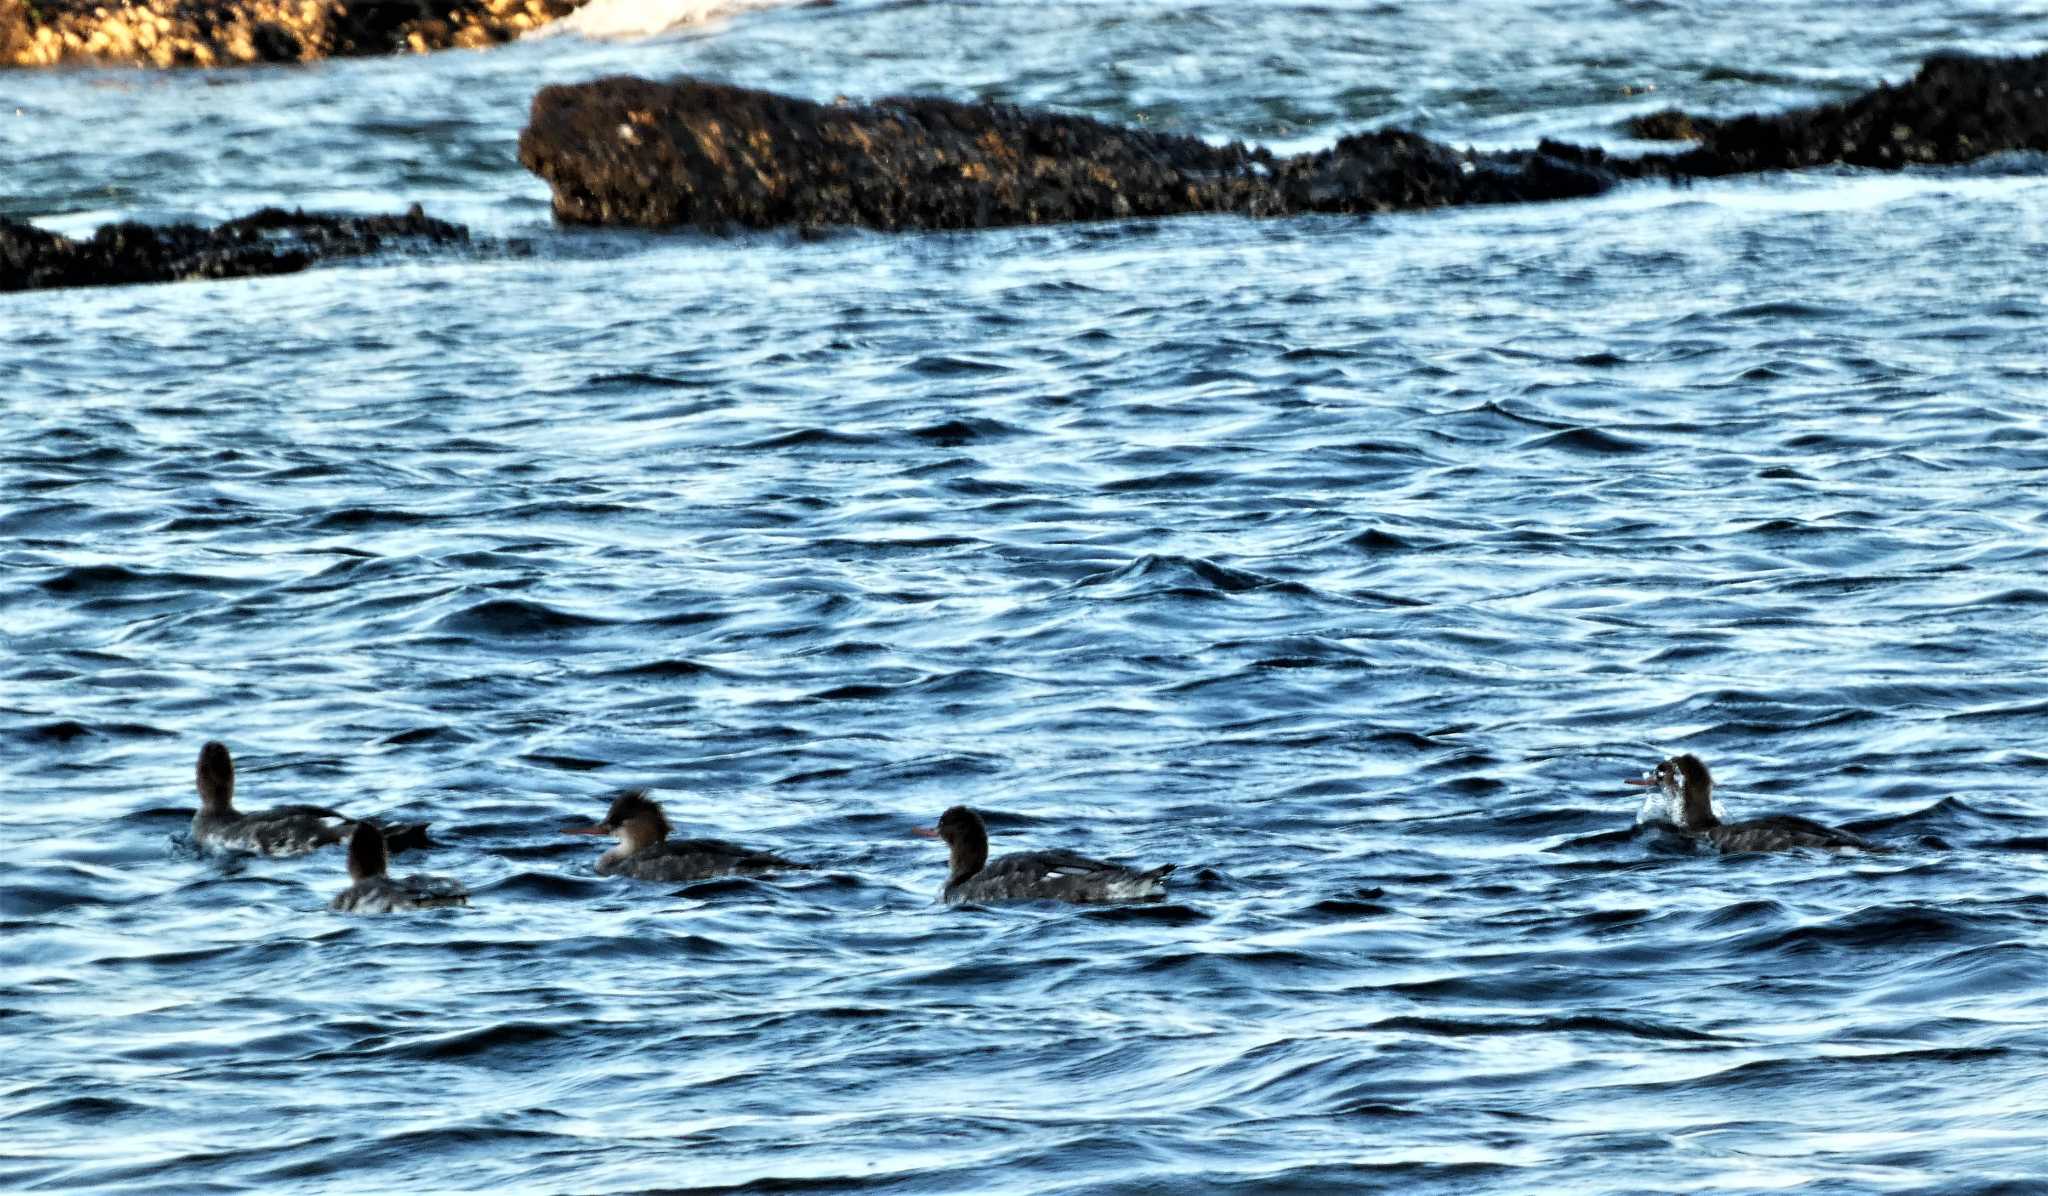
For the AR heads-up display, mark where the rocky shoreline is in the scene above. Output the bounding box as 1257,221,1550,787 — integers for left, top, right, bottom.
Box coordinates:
1,205,468,291
7,51,2043,291
0,0,585,67
520,51,2048,233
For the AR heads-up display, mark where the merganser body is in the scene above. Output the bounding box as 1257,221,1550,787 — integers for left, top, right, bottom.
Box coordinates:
189,741,431,856
1627,753,1877,853
330,823,468,913
915,805,1174,904
563,790,804,881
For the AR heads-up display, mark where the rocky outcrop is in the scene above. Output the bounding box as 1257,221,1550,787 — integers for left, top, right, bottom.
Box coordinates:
519,51,2048,233
2,205,468,291
519,78,1280,229
1635,52,2048,175
517,78,1621,231
0,0,584,67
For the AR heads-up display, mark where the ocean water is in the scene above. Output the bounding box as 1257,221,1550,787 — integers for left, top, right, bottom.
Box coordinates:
5,2,2048,1192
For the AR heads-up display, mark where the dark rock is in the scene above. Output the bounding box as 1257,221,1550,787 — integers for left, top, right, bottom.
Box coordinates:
1646,51,2048,175
519,77,1279,230
1272,133,1617,212
520,51,2048,234
1,205,468,292
2,0,589,67
517,77,1628,231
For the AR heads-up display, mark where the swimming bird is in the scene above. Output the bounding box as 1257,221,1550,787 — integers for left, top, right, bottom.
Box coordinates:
562,790,804,881
914,805,1174,904
330,823,468,914
190,741,432,856
1626,753,1877,852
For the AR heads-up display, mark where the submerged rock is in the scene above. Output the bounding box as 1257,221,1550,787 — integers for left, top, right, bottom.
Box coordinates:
0,0,586,67
517,77,1623,231
1,205,469,292
520,50,2048,233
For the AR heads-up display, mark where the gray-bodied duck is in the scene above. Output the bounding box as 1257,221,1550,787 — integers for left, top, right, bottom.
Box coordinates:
1627,753,1877,853
562,790,804,881
330,823,468,913
190,741,430,856
915,805,1174,904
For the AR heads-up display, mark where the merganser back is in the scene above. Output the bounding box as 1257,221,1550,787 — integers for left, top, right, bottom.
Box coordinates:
330,823,468,913
189,741,432,856
562,790,804,881
1626,753,1877,853
914,805,1174,904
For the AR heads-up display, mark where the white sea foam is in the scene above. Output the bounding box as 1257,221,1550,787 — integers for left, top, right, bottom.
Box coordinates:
1632,777,1679,828
1633,775,1727,829
530,0,801,41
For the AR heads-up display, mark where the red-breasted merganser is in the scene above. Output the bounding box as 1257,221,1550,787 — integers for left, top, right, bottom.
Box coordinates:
562,790,804,881
189,741,432,856
914,805,1174,904
1626,753,1877,852
330,823,468,913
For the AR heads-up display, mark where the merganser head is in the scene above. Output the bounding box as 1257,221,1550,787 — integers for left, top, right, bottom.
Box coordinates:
563,790,671,854
346,822,388,881
914,805,989,881
196,741,236,815
1626,752,1716,828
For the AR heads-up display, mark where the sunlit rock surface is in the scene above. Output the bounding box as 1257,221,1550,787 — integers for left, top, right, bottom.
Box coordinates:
0,0,586,66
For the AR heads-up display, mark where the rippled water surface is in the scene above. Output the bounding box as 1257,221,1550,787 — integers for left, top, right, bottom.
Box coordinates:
6,2,2048,1192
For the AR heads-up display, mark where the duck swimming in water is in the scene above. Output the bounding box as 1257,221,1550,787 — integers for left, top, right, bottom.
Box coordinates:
330,823,468,914
1627,753,1877,853
915,805,1174,904
190,741,432,856
562,790,805,881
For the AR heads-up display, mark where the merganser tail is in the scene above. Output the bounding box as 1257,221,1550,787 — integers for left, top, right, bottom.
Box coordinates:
378,821,433,854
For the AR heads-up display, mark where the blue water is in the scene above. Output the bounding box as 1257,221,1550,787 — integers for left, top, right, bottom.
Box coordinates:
5,2,2048,1192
